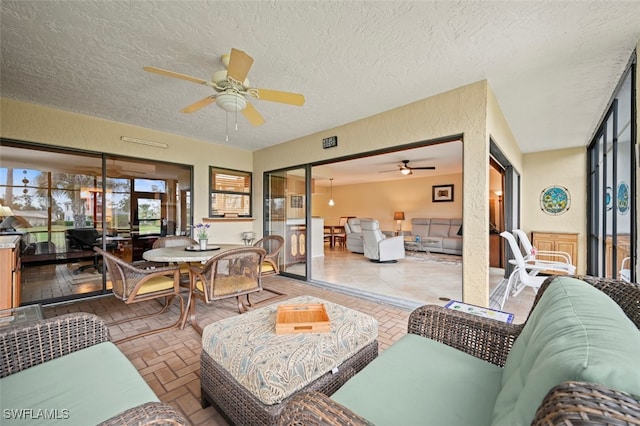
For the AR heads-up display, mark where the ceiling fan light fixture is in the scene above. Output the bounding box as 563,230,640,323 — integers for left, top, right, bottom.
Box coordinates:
400,168,412,175
216,91,247,112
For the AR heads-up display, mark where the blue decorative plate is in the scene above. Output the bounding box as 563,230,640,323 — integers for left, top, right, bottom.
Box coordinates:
540,185,571,215
617,182,629,214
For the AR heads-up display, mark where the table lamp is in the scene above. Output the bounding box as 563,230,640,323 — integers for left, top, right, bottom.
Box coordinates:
393,211,405,235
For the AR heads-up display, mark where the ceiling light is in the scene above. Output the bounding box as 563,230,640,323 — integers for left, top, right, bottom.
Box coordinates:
216,91,247,112
120,136,168,149
328,178,335,206
400,167,412,175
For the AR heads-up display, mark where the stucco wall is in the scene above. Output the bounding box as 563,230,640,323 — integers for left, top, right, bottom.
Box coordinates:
0,98,253,242
254,81,496,305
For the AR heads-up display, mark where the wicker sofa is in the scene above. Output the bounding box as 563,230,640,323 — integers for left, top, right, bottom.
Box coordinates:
0,312,189,425
279,276,640,425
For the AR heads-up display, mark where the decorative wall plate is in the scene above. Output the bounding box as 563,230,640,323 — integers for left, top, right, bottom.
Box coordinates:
540,185,571,215
617,182,629,214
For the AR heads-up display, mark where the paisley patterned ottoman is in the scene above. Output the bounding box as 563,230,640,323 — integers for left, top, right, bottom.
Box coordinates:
200,295,379,425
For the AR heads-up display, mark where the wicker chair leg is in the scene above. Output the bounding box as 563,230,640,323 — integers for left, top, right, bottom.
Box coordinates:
236,296,248,313
113,294,185,344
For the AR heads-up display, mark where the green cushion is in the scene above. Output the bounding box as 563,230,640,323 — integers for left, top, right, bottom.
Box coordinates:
332,333,503,426
492,276,640,426
0,342,158,426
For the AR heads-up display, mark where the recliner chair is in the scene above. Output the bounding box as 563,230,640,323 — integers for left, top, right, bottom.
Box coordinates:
360,219,405,262
345,218,369,253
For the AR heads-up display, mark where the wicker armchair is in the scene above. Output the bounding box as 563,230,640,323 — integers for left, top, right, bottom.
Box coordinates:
253,235,284,276
0,313,190,425
279,276,640,425
188,246,266,334
95,247,185,343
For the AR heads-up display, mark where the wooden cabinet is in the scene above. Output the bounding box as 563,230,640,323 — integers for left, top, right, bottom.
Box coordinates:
489,233,502,268
531,232,578,270
0,235,22,309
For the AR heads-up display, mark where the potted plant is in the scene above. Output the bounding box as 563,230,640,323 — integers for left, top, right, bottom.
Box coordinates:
194,223,210,250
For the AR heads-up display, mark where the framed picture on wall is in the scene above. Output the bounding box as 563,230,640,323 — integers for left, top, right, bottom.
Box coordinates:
432,184,454,202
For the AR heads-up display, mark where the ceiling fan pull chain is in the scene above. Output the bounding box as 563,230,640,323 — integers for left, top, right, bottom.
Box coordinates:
235,95,239,131
225,112,230,142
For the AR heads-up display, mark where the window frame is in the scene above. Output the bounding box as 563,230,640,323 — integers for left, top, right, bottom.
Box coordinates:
209,166,252,218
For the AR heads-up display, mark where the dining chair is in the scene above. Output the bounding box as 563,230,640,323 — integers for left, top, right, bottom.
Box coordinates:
253,235,284,277
512,229,576,274
94,247,185,343
187,247,266,334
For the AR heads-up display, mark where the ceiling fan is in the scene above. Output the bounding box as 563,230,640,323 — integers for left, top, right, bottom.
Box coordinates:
380,160,436,176
143,48,305,127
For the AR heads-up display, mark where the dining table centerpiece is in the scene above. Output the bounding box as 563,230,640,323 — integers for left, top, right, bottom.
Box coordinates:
194,223,211,250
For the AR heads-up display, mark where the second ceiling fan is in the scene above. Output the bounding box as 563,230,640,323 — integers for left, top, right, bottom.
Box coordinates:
380,160,436,175
144,48,305,127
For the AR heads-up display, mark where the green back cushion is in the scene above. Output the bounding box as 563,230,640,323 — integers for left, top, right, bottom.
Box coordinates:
332,333,503,426
492,276,640,426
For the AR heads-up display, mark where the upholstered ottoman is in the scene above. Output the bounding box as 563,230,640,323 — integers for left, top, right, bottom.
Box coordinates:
200,296,378,425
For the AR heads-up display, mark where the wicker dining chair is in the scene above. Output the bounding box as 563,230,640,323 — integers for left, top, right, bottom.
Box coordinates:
94,247,185,343
187,246,266,334
253,235,284,277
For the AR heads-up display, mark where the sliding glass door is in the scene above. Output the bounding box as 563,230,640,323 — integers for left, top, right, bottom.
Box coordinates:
588,65,636,281
264,167,308,279
0,140,193,305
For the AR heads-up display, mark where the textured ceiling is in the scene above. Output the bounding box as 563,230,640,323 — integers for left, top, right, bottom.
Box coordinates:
1,1,639,155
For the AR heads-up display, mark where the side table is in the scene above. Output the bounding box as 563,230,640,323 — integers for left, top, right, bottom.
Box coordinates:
0,304,44,329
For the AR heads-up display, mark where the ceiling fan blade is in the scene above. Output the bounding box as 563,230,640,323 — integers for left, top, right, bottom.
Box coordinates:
143,66,208,85
242,101,265,126
226,48,254,83
180,96,216,113
253,88,305,106
411,166,436,170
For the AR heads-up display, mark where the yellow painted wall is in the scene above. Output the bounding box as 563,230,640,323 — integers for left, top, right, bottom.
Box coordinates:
0,98,253,242
522,148,587,274
314,173,463,231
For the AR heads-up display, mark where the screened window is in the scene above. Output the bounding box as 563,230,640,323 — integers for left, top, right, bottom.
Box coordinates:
210,167,252,217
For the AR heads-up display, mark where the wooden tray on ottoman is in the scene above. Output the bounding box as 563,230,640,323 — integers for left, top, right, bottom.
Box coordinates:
275,303,330,334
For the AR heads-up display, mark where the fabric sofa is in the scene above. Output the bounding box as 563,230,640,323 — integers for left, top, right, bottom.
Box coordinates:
0,312,189,426
279,276,640,425
409,217,462,255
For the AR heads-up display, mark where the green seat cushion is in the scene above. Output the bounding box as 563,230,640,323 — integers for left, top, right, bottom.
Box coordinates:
492,276,640,426
0,342,158,426
332,333,503,426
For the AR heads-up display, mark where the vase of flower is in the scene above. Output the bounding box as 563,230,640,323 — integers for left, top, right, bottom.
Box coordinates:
194,223,210,250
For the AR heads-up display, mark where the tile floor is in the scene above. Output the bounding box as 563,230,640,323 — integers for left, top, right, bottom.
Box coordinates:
43,268,535,425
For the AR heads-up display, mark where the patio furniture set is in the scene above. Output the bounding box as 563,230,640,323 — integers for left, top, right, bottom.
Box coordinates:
1,259,638,425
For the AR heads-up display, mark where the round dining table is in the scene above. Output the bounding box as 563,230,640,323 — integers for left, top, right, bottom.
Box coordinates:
142,244,245,263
